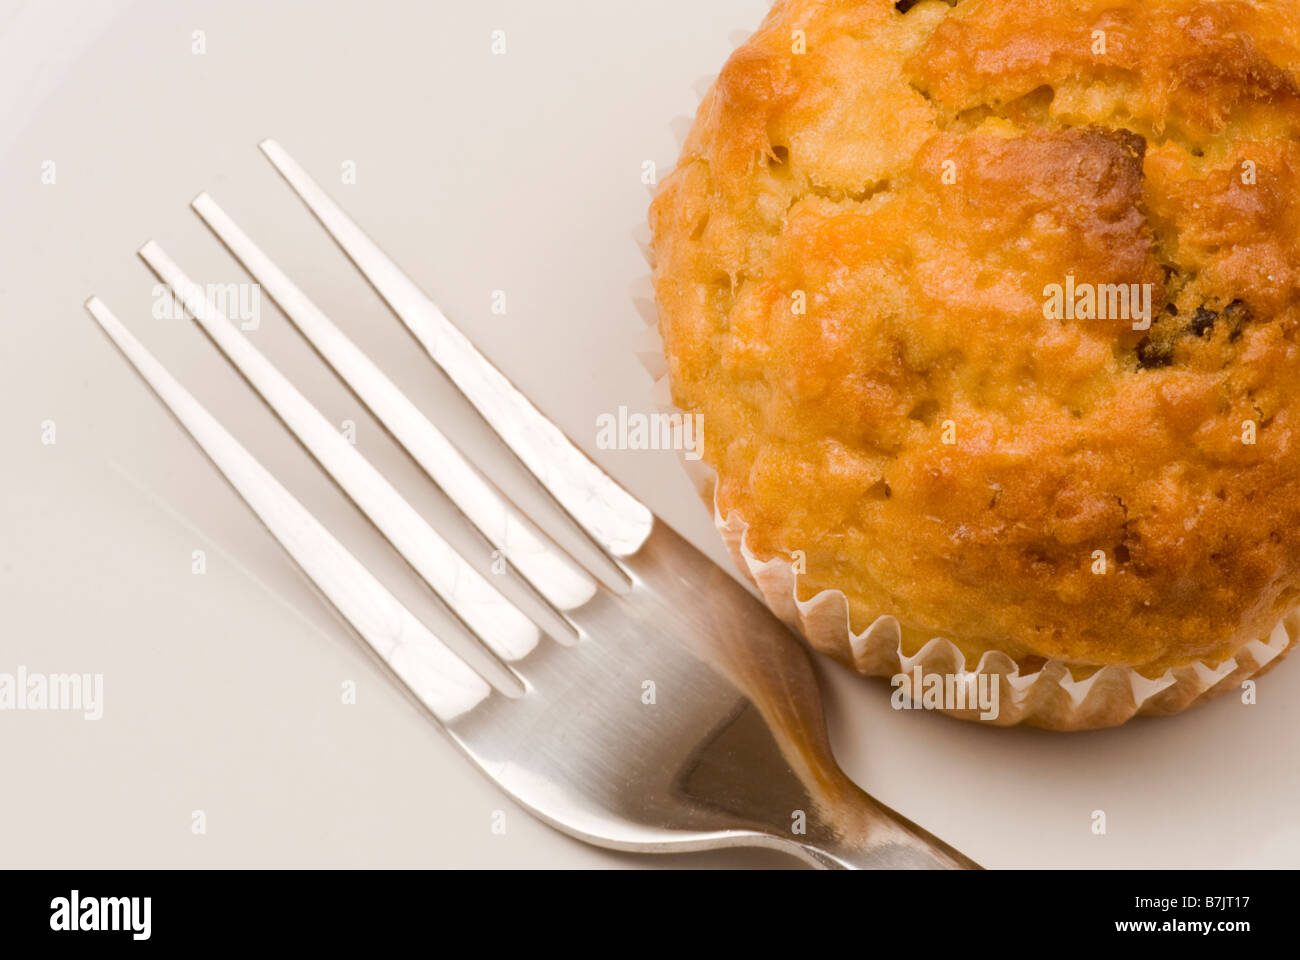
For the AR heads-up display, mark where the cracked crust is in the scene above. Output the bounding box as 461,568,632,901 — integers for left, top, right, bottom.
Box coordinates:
649,0,1300,676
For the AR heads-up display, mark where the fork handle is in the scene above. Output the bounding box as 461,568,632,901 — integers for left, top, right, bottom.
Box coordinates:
796,806,983,870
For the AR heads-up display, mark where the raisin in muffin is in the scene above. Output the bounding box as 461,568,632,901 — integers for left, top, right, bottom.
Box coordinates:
649,0,1300,727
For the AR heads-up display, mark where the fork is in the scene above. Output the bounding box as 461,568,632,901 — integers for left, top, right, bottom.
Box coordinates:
85,140,979,870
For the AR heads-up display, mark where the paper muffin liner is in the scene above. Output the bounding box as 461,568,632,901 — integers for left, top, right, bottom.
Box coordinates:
712,502,1298,730
634,139,1296,732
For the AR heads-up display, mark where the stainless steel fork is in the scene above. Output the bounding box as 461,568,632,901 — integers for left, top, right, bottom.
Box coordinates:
85,140,979,869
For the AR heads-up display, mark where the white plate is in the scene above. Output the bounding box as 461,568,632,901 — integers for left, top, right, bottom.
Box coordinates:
1,0,1296,868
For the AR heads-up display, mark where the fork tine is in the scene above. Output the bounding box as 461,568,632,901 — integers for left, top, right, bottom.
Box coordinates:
138,240,542,666
257,139,655,560
189,192,596,621
84,296,492,722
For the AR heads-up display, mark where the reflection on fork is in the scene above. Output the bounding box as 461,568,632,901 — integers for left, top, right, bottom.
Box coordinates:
85,141,979,869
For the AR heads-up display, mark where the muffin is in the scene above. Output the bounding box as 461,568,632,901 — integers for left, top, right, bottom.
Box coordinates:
648,0,1300,729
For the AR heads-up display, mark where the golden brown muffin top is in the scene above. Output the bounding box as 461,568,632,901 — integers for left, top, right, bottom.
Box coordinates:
650,0,1300,674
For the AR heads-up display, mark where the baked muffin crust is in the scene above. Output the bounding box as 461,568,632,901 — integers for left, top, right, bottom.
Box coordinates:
650,0,1300,674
